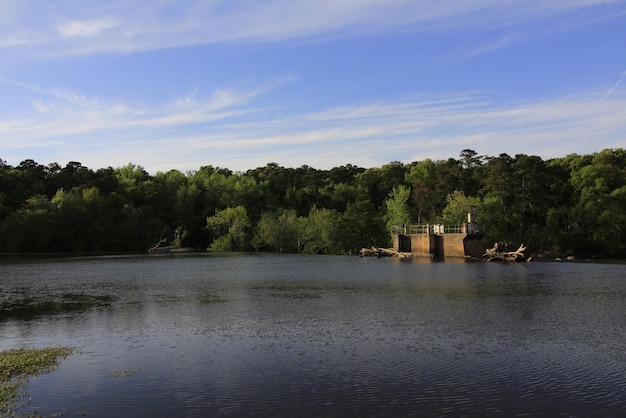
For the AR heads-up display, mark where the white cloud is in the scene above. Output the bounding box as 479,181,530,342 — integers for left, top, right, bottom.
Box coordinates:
2,77,624,171
55,19,119,38
0,0,623,55
0,33,42,48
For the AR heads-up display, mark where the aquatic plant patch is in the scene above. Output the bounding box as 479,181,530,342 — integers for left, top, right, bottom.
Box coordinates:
0,347,74,415
0,294,115,321
108,369,141,378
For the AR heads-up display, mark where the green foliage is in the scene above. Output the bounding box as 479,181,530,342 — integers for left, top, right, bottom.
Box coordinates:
406,159,437,223
300,206,341,254
338,187,389,253
253,209,300,253
173,226,189,248
0,148,624,257
206,206,251,251
355,162,407,211
441,190,480,225
477,195,508,244
564,149,626,256
1,195,58,252
385,185,411,230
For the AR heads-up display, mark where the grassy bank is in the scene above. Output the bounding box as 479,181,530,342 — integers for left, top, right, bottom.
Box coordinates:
1,347,74,415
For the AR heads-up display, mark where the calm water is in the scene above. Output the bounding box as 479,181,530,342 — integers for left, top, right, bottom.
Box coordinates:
1,254,625,417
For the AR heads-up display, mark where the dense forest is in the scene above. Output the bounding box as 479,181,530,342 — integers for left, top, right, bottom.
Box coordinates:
0,148,624,257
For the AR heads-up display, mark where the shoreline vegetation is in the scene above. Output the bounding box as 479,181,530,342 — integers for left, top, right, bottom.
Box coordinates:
0,347,75,416
1,148,625,258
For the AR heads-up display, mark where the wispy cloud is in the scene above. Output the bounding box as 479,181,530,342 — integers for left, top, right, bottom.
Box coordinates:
601,70,626,100
56,18,119,38
0,77,288,145
1,0,624,56
1,78,624,172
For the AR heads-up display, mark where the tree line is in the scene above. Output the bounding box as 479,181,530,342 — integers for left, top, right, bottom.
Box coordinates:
0,148,624,257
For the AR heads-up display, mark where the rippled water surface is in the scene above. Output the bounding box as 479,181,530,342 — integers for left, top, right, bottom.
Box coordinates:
1,254,625,417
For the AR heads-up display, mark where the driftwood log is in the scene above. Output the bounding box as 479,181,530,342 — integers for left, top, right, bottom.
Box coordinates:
483,242,526,262
148,227,168,253
148,227,194,253
360,246,413,258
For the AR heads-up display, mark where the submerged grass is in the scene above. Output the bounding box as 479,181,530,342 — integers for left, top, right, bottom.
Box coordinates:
108,369,140,378
0,347,74,416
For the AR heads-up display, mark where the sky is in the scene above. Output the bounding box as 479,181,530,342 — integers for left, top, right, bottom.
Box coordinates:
1,0,625,173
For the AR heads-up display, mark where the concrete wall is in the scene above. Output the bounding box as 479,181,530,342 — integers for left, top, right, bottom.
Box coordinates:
392,234,401,251
463,235,484,259
410,234,436,256
393,233,436,256
392,232,484,258
441,233,466,257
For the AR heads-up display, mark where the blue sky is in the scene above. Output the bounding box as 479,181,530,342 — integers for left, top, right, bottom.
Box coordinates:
1,1,625,173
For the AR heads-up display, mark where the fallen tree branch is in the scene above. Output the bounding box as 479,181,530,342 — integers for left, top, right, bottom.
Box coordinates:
360,246,413,258
148,227,168,253
483,242,526,262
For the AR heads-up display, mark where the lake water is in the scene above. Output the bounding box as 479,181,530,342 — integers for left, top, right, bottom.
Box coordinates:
1,253,625,417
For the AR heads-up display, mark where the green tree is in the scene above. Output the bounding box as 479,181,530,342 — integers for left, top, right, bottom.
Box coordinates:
300,206,340,254
510,154,554,249
477,195,506,244
459,149,483,197
338,187,388,253
0,195,58,252
195,166,236,213
231,175,274,222
206,206,251,252
46,161,95,195
174,182,204,246
441,190,480,225
321,182,357,213
567,149,626,256
433,158,463,207
13,160,47,205
289,165,325,216
114,163,151,206
477,153,515,239
355,162,407,211
150,170,188,226
385,185,411,231
245,163,292,210
253,209,300,253
406,159,437,223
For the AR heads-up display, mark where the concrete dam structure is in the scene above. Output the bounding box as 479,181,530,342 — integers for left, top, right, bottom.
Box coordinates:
391,222,484,259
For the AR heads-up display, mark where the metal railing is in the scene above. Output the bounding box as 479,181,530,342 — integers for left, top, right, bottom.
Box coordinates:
391,223,480,235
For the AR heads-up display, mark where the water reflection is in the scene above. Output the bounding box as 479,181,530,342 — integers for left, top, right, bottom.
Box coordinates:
1,254,625,417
